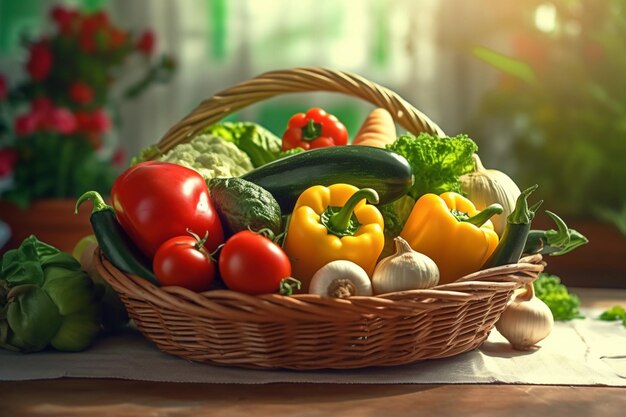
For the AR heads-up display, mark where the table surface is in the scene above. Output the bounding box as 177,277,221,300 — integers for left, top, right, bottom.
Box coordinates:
2,288,626,417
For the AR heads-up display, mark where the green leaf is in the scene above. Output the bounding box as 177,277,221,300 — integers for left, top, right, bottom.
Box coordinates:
472,46,538,85
599,305,626,321
50,305,101,352
42,269,95,316
6,284,62,352
386,133,478,200
533,273,584,321
202,122,282,167
1,236,47,286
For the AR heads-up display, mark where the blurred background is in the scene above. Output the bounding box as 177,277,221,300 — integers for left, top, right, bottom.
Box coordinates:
0,0,624,287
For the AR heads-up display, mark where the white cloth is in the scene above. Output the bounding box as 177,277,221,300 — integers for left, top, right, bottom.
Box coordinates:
1,307,624,386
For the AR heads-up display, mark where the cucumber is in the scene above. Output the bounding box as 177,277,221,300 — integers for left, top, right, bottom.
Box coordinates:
208,177,282,237
240,146,413,212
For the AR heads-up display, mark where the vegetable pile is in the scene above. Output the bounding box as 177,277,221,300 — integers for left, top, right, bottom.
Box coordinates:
1,106,593,355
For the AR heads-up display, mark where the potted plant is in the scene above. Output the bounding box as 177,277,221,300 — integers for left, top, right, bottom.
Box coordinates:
0,5,175,252
468,0,626,287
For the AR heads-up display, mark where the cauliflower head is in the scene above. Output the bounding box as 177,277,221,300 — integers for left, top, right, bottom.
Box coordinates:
159,134,254,180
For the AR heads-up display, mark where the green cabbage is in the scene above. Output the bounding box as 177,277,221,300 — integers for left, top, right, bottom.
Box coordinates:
0,235,102,352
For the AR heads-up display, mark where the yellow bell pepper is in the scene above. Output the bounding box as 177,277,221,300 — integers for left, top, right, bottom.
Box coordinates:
400,192,503,285
283,184,384,292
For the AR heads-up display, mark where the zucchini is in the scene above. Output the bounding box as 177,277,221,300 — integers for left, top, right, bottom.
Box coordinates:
75,191,159,285
240,146,413,212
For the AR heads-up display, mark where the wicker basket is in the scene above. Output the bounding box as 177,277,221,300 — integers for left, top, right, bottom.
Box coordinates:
95,67,545,370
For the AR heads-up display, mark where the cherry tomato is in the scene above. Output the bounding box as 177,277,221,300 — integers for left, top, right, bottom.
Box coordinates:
219,231,291,295
154,235,216,292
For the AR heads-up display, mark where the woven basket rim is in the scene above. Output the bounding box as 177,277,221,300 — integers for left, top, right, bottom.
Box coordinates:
95,249,544,323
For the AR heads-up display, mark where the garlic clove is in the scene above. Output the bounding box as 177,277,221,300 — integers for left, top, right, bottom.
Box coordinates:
372,237,439,295
309,260,373,298
495,283,554,350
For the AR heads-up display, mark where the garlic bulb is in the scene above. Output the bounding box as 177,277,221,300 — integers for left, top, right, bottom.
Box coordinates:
460,154,521,236
496,283,554,350
309,260,373,298
371,237,439,295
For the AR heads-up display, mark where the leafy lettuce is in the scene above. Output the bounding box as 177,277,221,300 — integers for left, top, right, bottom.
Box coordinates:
202,122,282,167
386,133,478,200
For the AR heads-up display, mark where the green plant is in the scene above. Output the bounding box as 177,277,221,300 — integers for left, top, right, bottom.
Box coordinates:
0,5,175,207
469,0,626,227
533,273,584,321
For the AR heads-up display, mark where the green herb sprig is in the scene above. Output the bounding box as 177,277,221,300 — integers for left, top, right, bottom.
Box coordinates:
599,305,626,328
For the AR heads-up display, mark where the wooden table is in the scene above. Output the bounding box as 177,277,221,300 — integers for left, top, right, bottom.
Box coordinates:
2,288,625,417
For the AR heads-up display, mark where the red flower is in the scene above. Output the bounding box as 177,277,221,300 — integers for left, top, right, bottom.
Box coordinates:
47,107,77,134
20,98,77,135
51,6,79,35
90,108,111,133
107,26,128,50
69,81,94,105
79,11,110,53
0,148,18,177
75,111,91,132
112,147,126,167
75,109,111,134
14,113,39,136
0,74,7,101
26,41,53,81
78,29,97,53
32,96,53,113
137,30,156,55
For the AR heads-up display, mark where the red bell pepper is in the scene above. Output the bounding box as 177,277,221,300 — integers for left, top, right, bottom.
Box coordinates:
111,161,224,258
281,107,349,151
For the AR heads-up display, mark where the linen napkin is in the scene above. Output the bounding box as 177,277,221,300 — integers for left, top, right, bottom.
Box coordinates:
0,307,624,386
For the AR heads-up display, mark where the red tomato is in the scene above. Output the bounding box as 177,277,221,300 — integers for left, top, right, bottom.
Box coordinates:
154,235,216,292
219,231,291,295
111,161,224,258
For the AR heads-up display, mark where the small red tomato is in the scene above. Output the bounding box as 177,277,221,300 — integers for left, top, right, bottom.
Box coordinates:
153,234,216,292
219,231,291,295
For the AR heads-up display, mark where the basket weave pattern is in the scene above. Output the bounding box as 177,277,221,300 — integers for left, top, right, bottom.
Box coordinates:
96,251,543,369
96,67,545,369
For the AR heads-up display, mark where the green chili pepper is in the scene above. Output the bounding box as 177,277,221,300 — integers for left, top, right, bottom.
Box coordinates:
486,185,543,267
524,210,589,256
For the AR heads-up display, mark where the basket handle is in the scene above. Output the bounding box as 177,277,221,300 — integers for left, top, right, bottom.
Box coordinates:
154,67,446,158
